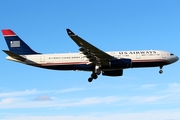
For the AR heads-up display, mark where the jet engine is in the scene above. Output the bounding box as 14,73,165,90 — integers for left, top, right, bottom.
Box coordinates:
109,58,132,68
102,70,123,76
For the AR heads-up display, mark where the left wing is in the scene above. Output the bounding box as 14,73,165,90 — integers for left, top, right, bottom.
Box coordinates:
66,29,115,64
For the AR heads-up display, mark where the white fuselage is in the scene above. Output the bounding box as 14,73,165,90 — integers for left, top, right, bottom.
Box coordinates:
2,28,179,82
6,50,178,71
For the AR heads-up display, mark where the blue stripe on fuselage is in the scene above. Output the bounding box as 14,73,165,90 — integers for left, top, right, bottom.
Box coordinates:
29,60,170,71
38,64,92,71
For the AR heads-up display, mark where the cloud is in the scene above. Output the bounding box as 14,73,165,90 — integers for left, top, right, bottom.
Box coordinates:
0,96,123,109
2,111,180,120
0,89,41,97
130,83,180,104
167,83,180,93
34,95,53,101
129,95,170,103
0,87,86,98
138,84,158,89
0,98,21,105
69,96,123,106
55,87,85,94
0,84,180,109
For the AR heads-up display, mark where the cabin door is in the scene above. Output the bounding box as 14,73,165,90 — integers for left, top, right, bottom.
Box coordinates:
40,55,45,62
162,52,166,58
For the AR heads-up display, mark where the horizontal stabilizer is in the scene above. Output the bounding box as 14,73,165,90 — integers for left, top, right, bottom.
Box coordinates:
2,50,26,61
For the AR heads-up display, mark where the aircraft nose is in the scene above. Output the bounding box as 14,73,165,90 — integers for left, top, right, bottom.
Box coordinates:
173,55,179,63
176,56,179,62
169,55,179,64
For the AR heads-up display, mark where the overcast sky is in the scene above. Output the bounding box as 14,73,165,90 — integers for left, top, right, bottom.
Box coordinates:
0,0,180,120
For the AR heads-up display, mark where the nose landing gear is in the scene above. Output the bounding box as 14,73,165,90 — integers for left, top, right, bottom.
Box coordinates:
159,66,163,74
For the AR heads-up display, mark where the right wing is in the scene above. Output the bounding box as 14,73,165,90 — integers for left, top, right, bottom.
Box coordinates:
66,29,115,64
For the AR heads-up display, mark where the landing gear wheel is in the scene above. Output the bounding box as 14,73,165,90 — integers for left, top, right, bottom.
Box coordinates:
159,69,163,74
91,73,98,79
88,77,93,82
159,66,163,74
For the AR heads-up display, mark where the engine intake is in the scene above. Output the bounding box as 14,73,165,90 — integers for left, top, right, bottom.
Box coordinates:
102,70,123,76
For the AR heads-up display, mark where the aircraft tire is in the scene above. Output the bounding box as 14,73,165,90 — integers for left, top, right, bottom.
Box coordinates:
91,73,98,79
88,77,93,82
159,70,163,74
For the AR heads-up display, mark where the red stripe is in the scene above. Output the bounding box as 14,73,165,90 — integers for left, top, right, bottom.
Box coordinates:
2,29,16,36
28,59,170,67
28,62,88,66
132,59,170,63
40,62,88,66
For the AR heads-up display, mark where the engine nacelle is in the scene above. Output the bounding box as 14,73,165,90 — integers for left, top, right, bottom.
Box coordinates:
82,50,89,55
102,70,123,76
79,48,89,55
86,54,91,58
79,47,85,51
109,59,132,68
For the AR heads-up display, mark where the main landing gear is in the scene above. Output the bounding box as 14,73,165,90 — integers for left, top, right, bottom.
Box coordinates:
159,66,163,74
88,72,98,82
88,65,101,82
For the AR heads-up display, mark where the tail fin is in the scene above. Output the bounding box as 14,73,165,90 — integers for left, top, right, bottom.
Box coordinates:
2,29,39,55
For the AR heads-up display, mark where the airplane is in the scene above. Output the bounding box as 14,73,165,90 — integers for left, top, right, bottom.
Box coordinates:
2,29,179,82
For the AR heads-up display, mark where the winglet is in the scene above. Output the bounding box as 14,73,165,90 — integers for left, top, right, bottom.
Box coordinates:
66,29,75,36
2,29,16,36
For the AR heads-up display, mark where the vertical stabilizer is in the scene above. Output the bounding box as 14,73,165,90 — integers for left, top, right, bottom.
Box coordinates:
2,29,39,55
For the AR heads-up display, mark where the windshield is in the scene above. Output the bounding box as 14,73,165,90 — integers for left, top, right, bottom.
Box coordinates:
170,53,174,56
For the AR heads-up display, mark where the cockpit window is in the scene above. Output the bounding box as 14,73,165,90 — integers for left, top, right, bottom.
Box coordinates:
170,53,174,56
